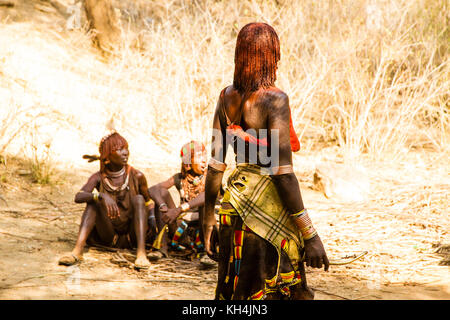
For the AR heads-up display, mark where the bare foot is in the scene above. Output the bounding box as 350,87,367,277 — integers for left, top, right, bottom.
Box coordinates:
134,255,151,270
58,252,83,266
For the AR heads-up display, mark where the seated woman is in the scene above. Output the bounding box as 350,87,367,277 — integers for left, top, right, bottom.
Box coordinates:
58,132,155,269
148,141,219,261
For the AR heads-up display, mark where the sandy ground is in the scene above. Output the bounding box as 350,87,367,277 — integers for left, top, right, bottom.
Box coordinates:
0,159,448,300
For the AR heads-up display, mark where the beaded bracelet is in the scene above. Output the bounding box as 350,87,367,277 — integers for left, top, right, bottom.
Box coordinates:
302,229,318,240
291,208,307,218
92,192,99,202
300,225,314,233
292,208,318,240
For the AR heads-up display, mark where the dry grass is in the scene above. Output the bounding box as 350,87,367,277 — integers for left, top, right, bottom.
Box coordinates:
1,0,448,168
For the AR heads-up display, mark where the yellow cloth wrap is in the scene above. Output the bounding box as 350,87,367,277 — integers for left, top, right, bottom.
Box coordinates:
218,207,237,215
222,164,304,268
218,164,306,300
145,199,153,207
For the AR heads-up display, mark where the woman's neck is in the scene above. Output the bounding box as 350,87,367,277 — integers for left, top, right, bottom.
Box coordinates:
106,163,124,172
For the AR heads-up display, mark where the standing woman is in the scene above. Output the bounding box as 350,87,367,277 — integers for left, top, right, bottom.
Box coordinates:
203,23,329,300
58,132,153,269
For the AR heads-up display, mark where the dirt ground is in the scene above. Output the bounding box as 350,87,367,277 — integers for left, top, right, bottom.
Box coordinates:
0,157,448,300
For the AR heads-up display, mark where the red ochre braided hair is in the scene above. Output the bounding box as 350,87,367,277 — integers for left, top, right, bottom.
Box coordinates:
233,22,280,94
231,22,300,152
83,132,129,173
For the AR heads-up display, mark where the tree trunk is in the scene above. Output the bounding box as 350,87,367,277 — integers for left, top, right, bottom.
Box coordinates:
83,0,120,52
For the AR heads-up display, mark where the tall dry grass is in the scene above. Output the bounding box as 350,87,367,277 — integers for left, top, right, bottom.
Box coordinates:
114,0,449,160
0,0,448,170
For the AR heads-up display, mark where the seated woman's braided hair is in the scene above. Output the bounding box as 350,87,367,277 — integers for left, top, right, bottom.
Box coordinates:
82,132,128,173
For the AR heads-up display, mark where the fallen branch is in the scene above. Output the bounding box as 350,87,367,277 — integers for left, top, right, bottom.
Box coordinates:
0,208,23,214
151,269,201,280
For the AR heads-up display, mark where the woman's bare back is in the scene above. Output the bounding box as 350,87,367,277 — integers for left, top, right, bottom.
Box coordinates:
221,85,290,166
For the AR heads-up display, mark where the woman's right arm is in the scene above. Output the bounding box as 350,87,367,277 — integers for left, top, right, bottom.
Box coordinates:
267,90,329,271
74,173,101,203
204,94,228,256
75,173,120,218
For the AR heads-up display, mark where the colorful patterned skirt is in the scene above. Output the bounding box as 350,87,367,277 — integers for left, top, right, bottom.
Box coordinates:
215,164,314,300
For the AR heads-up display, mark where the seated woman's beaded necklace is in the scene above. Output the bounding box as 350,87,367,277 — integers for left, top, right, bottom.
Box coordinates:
180,173,205,203
103,166,130,193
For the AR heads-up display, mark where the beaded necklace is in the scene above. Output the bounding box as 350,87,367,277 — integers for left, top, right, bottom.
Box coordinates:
103,166,129,192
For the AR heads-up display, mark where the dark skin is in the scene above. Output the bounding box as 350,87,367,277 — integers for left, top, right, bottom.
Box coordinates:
148,151,207,254
67,147,152,267
150,151,207,225
204,85,329,271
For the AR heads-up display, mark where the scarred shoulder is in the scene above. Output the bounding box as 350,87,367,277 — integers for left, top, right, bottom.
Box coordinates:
221,85,241,106
260,87,289,110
